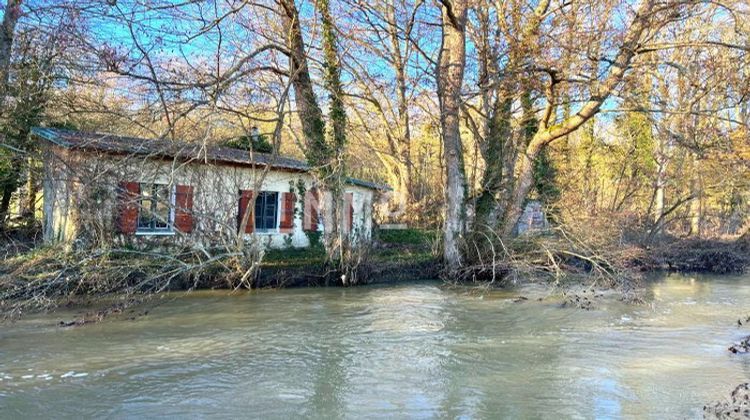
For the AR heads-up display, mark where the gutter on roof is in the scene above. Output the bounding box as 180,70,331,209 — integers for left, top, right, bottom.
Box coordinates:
32,127,72,147
345,177,392,191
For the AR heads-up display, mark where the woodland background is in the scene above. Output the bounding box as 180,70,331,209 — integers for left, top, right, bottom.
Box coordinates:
0,0,748,269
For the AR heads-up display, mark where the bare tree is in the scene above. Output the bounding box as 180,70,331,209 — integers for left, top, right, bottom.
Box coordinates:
436,0,468,267
341,0,423,215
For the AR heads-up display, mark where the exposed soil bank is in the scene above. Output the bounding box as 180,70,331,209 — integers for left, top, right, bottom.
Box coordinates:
255,258,441,288
622,238,750,274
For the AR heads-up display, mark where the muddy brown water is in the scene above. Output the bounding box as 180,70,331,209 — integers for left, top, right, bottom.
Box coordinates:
2,273,750,418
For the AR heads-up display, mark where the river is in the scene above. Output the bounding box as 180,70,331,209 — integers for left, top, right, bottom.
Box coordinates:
2,273,750,418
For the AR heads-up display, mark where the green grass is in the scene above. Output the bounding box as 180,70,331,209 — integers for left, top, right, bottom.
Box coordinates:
263,246,327,268
375,228,437,246
372,248,434,263
261,229,438,268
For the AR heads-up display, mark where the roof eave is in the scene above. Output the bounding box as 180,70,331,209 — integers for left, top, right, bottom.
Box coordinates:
32,126,389,188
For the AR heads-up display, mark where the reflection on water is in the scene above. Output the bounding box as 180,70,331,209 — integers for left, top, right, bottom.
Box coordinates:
2,274,750,418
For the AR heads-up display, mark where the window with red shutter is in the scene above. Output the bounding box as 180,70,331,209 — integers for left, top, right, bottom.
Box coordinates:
254,191,279,231
136,183,173,233
238,190,254,233
116,181,140,234
280,192,296,233
303,188,320,232
174,185,194,233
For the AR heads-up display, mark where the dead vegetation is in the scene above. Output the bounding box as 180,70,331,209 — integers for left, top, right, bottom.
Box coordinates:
57,298,149,327
0,226,438,320
0,224,42,260
450,225,644,303
0,242,269,320
561,288,603,310
2,221,748,321
443,216,750,304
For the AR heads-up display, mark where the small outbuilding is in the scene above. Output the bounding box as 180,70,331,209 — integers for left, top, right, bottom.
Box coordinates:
33,127,389,248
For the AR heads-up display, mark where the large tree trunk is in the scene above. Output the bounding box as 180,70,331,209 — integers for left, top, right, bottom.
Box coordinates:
471,0,548,234
319,0,347,259
500,143,541,237
474,96,512,231
279,0,335,251
279,0,326,153
280,0,347,261
0,0,22,109
437,0,468,267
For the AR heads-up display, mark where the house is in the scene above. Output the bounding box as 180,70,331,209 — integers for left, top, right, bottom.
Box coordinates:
33,127,389,248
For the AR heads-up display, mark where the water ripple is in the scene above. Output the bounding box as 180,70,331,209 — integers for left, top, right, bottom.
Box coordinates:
1,276,748,418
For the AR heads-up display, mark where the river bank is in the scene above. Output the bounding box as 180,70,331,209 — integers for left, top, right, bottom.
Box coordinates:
1,227,748,320
0,228,442,319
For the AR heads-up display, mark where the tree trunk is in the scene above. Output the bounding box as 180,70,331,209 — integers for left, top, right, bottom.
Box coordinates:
474,96,512,231
437,0,468,267
688,155,701,237
500,143,541,237
280,0,347,262
280,0,337,256
23,156,37,221
319,0,347,260
688,190,701,237
279,0,326,156
0,183,13,229
0,0,22,109
471,0,549,234
387,0,413,204
653,136,668,225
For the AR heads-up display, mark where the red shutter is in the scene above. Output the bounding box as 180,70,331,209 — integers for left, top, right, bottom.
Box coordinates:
238,190,254,233
117,181,140,234
303,188,319,231
280,192,296,233
174,185,194,233
345,192,354,233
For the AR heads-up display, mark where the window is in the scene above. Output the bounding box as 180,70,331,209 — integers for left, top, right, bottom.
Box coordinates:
254,191,279,231
138,183,173,233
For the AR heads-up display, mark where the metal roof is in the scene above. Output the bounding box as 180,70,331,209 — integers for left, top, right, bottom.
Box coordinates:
33,127,390,191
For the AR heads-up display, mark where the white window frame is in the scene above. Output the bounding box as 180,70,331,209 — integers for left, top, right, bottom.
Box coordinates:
135,183,176,236
252,191,281,234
